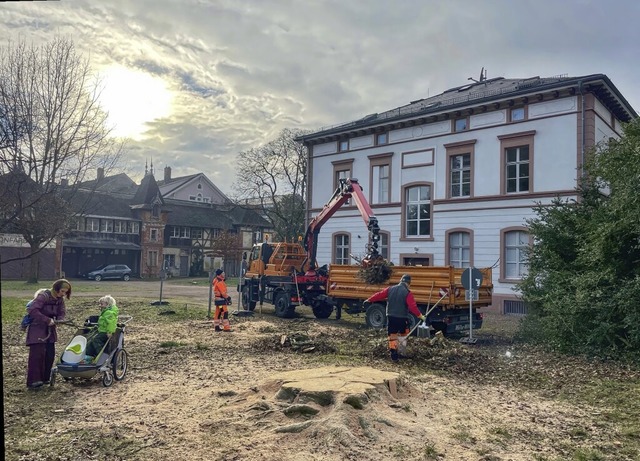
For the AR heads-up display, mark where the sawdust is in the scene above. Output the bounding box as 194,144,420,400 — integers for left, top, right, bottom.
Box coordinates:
4,290,635,461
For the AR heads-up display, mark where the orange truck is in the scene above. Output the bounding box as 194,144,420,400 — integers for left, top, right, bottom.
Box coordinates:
239,178,493,334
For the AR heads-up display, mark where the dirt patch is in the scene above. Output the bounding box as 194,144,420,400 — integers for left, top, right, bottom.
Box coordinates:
3,293,639,461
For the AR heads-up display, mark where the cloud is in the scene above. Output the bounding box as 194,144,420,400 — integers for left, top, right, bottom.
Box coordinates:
1,0,638,195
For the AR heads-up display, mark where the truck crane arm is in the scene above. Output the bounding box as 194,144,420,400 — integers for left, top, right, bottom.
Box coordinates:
302,178,382,272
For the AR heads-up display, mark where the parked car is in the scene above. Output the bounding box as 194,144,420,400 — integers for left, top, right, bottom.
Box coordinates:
86,264,132,281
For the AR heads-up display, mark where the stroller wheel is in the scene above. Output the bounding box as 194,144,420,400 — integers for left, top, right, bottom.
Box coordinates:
102,371,114,387
113,349,128,381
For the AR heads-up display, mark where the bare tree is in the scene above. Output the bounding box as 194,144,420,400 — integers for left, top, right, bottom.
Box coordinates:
0,36,124,282
211,230,244,275
234,128,309,242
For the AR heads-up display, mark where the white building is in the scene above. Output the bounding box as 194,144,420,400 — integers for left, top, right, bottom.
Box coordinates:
298,74,637,313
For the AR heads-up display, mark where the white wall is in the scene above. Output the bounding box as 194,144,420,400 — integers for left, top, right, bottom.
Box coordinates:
309,95,593,301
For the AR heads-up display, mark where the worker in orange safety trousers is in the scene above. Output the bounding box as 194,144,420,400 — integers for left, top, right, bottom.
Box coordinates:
212,269,232,332
363,274,425,362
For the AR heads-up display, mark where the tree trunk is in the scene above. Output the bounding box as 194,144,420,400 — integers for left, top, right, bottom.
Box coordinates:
28,242,40,283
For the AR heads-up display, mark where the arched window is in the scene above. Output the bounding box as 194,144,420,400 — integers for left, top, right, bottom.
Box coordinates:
446,230,472,268
501,228,530,280
333,233,350,265
403,184,432,238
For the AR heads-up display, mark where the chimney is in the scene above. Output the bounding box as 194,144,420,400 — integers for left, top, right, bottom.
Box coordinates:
97,167,104,181
164,166,171,182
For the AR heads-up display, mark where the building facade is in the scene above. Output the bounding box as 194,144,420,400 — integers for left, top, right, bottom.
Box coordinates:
298,74,637,313
54,168,270,280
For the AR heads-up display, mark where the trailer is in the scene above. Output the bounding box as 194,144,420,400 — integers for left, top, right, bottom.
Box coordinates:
324,264,493,335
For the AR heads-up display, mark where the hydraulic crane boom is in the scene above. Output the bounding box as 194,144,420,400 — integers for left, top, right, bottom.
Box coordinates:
302,178,381,272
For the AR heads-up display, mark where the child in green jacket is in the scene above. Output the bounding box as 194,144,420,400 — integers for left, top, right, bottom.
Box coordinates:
84,295,119,361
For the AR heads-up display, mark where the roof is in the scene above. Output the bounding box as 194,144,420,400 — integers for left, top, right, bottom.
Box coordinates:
298,74,638,143
131,172,164,206
157,172,231,204
66,189,136,218
163,199,233,229
79,173,137,195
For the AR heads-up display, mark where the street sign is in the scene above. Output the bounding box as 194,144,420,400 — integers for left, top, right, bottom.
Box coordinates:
465,289,479,301
461,267,483,290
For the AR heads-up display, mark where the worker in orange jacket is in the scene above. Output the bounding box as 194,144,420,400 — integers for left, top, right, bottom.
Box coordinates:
363,274,425,362
212,269,232,332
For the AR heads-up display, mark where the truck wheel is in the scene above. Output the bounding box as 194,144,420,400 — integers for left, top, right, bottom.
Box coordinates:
242,286,257,311
312,303,333,319
274,291,295,318
365,304,387,329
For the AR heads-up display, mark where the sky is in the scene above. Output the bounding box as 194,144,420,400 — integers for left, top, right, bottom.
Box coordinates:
1,0,639,197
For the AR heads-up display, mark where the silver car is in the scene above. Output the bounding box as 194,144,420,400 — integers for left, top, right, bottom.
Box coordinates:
86,264,132,281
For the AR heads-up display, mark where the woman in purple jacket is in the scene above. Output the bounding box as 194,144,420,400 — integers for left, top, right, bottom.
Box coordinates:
25,279,71,389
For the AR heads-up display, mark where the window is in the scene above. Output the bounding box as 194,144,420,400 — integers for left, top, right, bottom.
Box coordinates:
338,140,349,152
197,183,202,189
148,250,158,267
503,230,529,279
192,228,203,239
335,168,350,186
404,185,431,237
100,220,113,233
454,117,468,132
164,254,176,269
333,159,353,205
171,226,181,238
445,140,475,199
189,195,196,201
378,232,389,260
74,217,85,231
87,218,100,232
509,107,526,122
128,221,140,234
180,227,190,238
505,146,529,193
499,131,535,195
114,220,127,233
334,234,350,265
370,154,392,204
376,132,388,145
450,154,471,197
150,229,158,241
448,231,471,268
196,193,202,202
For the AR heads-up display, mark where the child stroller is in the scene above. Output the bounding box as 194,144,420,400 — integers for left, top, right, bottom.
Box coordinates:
50,315,132,387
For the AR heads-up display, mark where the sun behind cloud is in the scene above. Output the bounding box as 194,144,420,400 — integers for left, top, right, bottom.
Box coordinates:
98,65,173,140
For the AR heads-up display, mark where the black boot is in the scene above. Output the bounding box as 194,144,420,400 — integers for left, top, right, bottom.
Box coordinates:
390,350,399,362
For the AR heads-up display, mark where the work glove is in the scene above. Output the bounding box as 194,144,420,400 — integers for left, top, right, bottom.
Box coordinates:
226,296,232,303
363,300,371,309
419,315,426,322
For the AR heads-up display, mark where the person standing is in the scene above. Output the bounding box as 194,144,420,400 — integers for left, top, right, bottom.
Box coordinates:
212,269,232,332
84,295,119,361
363,274,425,362
25,279,71,388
